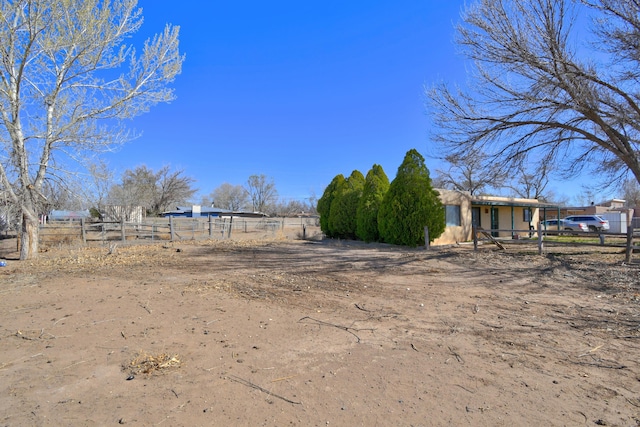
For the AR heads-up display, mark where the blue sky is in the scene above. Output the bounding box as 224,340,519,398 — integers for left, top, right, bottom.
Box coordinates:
104,1,588,204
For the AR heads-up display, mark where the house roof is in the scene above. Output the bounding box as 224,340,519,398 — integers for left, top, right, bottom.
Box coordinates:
163,206,267,217
49,209,91,219
471,195,559,209
175,206,233,214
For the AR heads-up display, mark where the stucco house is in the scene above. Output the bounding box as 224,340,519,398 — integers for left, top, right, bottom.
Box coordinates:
433,189,559,245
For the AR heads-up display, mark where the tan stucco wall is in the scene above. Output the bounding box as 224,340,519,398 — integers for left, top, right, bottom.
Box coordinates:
495,206,539,238
432,189,472,245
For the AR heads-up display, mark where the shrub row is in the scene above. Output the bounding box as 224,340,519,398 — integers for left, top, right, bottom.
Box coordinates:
317,149,445,247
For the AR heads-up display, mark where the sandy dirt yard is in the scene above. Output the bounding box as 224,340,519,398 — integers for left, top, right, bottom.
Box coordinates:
1,237,640,426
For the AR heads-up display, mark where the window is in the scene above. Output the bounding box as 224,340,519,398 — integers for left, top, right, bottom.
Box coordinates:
445,205,461,226
523,208,532,222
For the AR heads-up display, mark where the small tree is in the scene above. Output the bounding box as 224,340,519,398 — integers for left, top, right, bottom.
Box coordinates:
328,170,365,240
154,167,197,214
245,174,278,213
86,161,115,219
209,183,249,211
317,174,345,237
378,149,445,246
356,164,389,242
109,165,196,216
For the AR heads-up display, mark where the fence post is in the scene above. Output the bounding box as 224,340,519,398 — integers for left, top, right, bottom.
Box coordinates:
599,230,605,245
170,216,175,241
227,216,233,238
424,226,430,250
473,225,478,251
121,218,126,242
625,226,634,263
209,215,213,238
537,222,543,255
303,224,306,240
80,218,86,245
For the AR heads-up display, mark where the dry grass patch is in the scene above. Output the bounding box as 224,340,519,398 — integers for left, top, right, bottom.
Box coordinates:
126,351,182,376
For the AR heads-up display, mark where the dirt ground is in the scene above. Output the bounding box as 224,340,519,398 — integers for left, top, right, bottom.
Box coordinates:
1,237,640,426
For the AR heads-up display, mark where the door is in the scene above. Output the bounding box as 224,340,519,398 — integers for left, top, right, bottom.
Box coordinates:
491,207,499,237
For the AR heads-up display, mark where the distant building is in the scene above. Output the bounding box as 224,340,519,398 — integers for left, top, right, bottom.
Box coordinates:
162,206,266,218
559,198,628,216
104,205,145,223
48,210,92,221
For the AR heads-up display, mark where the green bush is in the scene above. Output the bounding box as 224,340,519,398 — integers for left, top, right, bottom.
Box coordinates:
356,164,389,242
328,170,365,239
317,174,345,237
378,149,445,246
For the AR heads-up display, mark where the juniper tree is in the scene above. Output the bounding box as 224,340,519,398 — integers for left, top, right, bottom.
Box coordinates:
378,149,445,247
356,164,389,242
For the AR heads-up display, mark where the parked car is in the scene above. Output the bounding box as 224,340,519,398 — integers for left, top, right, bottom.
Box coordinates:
541,219,589,232
563,215,610,232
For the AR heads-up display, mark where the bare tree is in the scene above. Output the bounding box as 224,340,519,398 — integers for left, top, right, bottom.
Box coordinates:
85,161,115,218
434,151,506,195
269,198,317,217
0,1,183,259
109,165,196,216
109,166,155,217
573,187,599,207
428,0,640,198
41,179,84,212
620,178,640,207
154,167,197,215
245,174,278,213
209,183,249,211
506,163,552,200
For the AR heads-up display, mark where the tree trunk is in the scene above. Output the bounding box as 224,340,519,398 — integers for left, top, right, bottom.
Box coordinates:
20,212,39,260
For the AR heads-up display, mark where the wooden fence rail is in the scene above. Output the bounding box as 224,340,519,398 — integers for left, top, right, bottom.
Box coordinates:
472,224,637,263
38,216,320,247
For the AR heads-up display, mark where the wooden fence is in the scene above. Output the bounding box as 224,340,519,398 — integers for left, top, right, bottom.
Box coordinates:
38,216,320,247
472,225,638,262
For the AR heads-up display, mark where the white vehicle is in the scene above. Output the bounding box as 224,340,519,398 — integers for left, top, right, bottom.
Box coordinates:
541,219,589,232
563,215,610,232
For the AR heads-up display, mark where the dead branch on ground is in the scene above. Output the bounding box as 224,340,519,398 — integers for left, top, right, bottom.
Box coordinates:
298,316,375,343
227,375,301,405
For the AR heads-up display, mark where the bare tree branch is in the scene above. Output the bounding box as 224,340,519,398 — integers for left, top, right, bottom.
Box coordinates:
428,0,640,196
